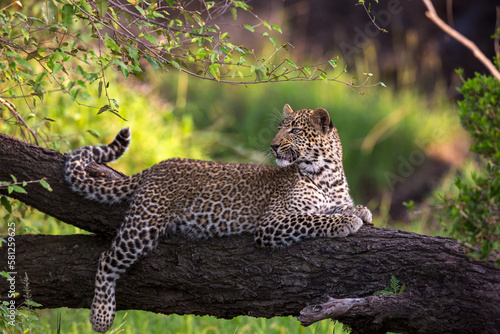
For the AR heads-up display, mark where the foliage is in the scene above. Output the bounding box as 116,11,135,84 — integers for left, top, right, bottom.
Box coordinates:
0,272,42,333
439,72,500,264
0,0,382,143
373,275,406,295
1,175,52,235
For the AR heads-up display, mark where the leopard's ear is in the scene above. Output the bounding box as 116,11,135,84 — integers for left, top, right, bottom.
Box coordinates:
311,108,334,134
283,104,294,117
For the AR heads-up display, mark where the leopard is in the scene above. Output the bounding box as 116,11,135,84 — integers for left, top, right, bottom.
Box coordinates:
64,104,372,333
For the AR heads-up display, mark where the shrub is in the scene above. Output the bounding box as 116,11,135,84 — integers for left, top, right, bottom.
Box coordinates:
440,73,500,264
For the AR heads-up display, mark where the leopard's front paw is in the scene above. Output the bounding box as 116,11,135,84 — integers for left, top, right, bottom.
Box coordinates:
355,205,372,224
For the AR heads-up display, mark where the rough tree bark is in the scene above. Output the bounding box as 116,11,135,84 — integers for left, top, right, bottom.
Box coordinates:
0,132,499,334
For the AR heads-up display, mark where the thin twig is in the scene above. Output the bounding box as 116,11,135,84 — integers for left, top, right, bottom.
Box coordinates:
495,6,500,63
0,1,22,12
422,0,500,81
0,177,48,189
0,97,39,145
359,1,388,33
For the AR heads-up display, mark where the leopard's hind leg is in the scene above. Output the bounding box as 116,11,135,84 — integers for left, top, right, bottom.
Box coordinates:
89,208,165,333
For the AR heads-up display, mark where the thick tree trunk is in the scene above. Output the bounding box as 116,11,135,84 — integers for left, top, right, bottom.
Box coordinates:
0,132,499,334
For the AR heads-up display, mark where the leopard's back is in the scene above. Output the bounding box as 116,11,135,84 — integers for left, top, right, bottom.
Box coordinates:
126,158,286,238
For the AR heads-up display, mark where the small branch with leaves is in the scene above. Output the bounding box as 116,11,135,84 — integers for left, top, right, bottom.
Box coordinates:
0,175,52,214
0,175,52,194
0,0,383,126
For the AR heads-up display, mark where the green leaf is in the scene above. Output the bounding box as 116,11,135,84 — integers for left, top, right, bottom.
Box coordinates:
87,129,100,138
114,60,130,78
96,0,109,17
380,82,387,87
104,34,120,53
272,25,282,34
254,67,266,82
108,108,127,121
205,1,215,10
10,185,27,194
328,59,338,68
285,59,298,69
15,12,27,22
79,0,92,13
42,0,58,24
1,196,12,214
15,57,32,72
98,105,111,114
25,300,42,307
61,4,74,26
39,179,52,192
98,80,103,99
244,25,255,33
170,60,181,70
1,272,12,279
390,275,400,291
145,56,159,71
230,7,237,21
233,1,252,10
209,64,220,81
23,225,40,234
21,27,29,40
132,71,146,81
52,63,62,74
144,34,159,45
127,45,139,63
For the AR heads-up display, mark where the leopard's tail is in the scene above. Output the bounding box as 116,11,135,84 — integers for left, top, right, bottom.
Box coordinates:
65,128,139,203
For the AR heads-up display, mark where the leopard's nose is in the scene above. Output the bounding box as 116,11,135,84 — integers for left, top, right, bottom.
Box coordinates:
270,144,279,154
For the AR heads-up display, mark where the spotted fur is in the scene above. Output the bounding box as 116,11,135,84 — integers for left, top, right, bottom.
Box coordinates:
65,104,371,333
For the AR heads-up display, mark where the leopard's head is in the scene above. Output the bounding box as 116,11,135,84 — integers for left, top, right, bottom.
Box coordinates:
270,104,342,174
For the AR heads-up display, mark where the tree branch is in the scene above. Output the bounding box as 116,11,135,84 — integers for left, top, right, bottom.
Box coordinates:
0,132,126,236
422,0,500,81
0,133,499,334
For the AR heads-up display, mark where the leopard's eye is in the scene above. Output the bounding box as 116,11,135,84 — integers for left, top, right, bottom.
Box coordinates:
289,128,301,134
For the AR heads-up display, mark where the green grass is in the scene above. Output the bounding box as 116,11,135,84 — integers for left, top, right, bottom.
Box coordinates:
37,309,348,334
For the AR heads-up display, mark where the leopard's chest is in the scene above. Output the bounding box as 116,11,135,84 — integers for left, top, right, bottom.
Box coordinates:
280,178,342,214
